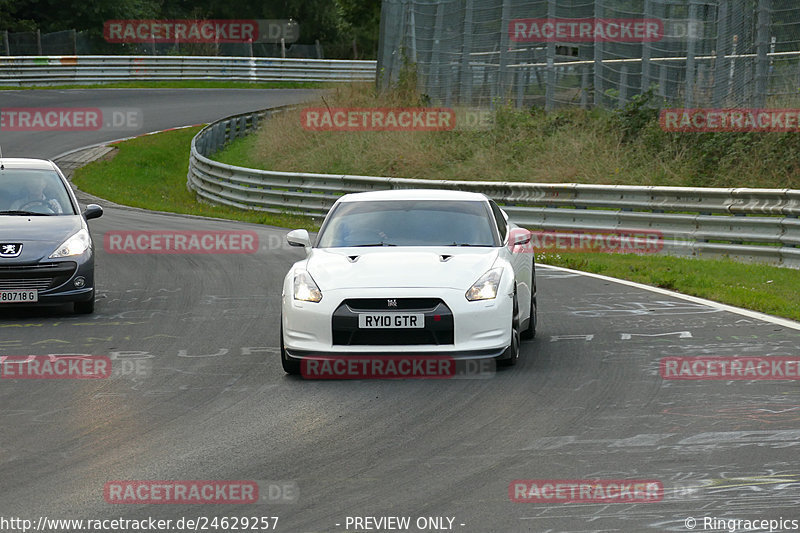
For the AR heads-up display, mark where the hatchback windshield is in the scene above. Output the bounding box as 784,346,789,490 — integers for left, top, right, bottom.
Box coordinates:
0,169,74,215
316,200,498,247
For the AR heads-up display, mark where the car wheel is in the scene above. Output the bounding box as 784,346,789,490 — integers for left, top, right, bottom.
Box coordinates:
521,293,536,340
74,297,94,314
498,296,521,367
280,322,301,375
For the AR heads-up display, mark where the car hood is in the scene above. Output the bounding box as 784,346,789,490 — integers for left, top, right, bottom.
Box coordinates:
305,247,500,290
0,215,83,262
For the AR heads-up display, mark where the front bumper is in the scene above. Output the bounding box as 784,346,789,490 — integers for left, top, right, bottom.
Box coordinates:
0,257,95,306
282,286,513,359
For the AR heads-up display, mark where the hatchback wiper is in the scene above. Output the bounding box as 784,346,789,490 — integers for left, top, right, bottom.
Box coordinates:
354,242,397,247
0,210,52,216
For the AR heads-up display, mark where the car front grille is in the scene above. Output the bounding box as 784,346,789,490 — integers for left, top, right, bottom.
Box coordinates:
0,262,77,292
332,298,455,346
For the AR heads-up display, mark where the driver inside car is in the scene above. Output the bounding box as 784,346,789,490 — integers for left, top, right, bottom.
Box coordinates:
10,174,63,214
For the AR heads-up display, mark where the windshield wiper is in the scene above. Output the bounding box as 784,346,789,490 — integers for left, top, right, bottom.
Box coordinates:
449,242,491,247
0,210,52,216
354,242,397,247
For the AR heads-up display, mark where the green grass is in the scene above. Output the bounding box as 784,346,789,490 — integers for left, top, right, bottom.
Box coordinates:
72,126,319,231
1,80,327,90
539,252,800,322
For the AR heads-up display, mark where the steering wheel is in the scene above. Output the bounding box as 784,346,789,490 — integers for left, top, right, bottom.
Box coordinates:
19,200,56,214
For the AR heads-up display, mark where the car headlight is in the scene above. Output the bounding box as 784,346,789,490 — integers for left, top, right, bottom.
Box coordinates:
49,229,91,258
466,267,502,301
294,270,322,302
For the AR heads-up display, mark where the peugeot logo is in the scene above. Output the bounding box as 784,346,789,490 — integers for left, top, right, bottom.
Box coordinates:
387,299,398,308
0,243,22,258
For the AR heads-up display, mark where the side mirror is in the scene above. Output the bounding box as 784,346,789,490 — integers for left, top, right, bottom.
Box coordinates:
287,229,311,248
511,228,531,246
83,204,103,220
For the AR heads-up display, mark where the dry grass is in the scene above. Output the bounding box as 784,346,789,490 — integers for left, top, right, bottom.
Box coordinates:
214,82,800,189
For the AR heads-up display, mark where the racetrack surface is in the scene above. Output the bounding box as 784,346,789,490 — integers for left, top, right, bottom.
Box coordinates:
1,90,799,533
0,88,319,158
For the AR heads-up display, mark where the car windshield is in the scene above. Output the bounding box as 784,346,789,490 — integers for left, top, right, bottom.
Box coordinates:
0,169,74,216
316,199,498,247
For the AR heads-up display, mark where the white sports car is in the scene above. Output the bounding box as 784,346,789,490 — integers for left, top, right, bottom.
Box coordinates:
280,189,536,375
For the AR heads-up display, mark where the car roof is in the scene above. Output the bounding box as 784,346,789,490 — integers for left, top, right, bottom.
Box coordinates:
0,158,57,171
337,189,490,203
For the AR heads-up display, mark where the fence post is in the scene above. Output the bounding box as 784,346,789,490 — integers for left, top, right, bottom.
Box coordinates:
712,1,729,106
36,29,42,55
685,0,699,107
545,0,556,111
659,63,667,100
593,0,604,108
459,0,474,105
430,1,445,103
641,0,653,93
619,66,629,107
581,66,589,109
498,0,512,100
2,31,8,55
754,0,771,107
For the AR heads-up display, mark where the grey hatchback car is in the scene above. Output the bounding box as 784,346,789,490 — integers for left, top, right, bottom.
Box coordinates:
0,158,102,313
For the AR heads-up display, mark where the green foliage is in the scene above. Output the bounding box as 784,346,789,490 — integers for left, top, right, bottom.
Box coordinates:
613,85,662,142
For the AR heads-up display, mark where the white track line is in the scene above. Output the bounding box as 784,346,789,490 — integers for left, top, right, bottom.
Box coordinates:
538,264,800,331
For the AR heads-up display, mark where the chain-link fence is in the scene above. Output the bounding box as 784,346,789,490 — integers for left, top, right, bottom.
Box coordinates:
377,0,800,110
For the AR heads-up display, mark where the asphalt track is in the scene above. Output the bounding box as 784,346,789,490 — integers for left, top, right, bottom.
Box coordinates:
1,89,800,533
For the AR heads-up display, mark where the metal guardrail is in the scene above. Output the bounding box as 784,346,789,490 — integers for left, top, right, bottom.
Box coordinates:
188,106,800,269
0,55,376,86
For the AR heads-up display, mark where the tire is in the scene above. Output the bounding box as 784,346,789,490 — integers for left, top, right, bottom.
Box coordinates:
521,293,536,340
498,296,521,367
74,297,94,314
280,322,301,375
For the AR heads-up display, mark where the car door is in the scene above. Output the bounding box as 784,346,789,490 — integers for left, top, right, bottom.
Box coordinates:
489,199,533,323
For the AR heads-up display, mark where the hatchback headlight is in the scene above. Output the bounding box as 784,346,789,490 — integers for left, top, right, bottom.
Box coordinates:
50,229,91,258
466,267,502,301
294,270,322,302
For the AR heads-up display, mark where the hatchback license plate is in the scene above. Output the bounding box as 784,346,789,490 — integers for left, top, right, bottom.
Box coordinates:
0,289,38,303
358,313,424,329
